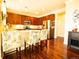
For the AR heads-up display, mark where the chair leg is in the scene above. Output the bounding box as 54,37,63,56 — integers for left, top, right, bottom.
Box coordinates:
34,43,37,53
32,44,33,53
29,45,32,59
37,43,40,53
18,47,21,59
3,52,7,59
16,48,19,59
38,42,41,52
40,41,43,51
24,42,26,56
46,40,47,48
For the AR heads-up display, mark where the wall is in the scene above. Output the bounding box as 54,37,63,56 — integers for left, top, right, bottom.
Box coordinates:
0,0,3,59
64,0,79,45
55,12,65,38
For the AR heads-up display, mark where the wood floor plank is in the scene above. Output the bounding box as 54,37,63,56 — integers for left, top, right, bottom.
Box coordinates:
4,38,79,59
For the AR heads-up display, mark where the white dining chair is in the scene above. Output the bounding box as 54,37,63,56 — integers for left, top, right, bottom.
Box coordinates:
19,30,30,56
40,29,48,50
2,31,22,59
29,30,41,53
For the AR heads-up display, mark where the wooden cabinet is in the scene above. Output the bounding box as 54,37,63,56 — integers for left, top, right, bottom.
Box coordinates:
21,16,34,25
7,12,54,25
7,13,42,25
21,15,26,24
33,18,42,25
7,13,21,24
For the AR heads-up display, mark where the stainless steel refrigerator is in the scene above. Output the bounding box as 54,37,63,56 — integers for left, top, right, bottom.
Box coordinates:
43,20,55,39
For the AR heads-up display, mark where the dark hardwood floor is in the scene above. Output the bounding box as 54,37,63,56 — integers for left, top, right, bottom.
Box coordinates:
4,38,79,59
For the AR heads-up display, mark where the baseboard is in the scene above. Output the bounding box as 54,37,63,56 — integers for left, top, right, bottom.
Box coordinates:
56,36,64,39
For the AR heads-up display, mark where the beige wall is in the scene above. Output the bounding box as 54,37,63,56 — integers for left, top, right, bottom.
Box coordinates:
0,0,2,3
55,12,65,38
0,1,4,59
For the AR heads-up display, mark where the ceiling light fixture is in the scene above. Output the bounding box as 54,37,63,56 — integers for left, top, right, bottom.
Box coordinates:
24,6,28,12
35,11,39,14
41,8,45,11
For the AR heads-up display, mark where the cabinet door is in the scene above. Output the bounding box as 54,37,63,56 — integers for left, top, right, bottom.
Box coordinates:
21,15,25,24
38,18,42,25
21,15,32,25
7,13,15,24
14,14,21,24
32,18,42,25
7,13,21,24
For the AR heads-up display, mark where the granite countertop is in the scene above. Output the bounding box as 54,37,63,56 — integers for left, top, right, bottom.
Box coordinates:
16,28,44,30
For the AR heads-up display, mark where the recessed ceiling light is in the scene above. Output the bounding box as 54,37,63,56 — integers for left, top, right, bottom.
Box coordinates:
35,11,39,14
25,6,28,8
19,0,23,2
42,8,45,11
24,6,28,12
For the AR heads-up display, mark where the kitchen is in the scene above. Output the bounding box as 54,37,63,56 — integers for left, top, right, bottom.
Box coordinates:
0,0,55,59
1,0,79,59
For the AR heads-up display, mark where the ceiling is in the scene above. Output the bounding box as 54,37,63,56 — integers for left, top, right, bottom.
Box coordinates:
5,0,65,17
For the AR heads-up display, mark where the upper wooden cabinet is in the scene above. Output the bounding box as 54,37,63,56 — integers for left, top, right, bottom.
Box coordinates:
7,13,43,25
39,14,55,21
7,12,54,25
33,18,42,25
21,16,33,25
7,12,21,24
